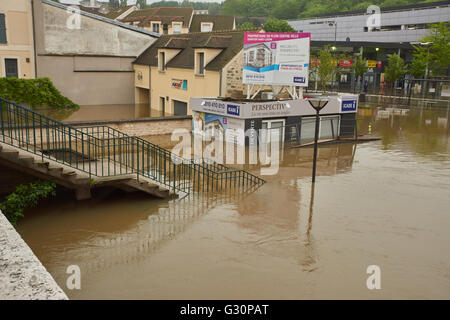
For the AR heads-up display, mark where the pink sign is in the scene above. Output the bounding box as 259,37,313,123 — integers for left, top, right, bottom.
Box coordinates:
244,32,311,44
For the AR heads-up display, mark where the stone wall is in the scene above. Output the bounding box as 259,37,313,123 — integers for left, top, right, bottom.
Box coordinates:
223,50,245,99
69,116,192,137
0,211,68,300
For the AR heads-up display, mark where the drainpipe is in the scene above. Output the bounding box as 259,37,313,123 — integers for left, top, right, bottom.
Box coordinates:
219,69,222,97
31,0,37,78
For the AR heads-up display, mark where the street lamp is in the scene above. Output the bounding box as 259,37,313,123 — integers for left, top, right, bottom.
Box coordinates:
307,98,329,183
418,42,432,99
328,21,337,47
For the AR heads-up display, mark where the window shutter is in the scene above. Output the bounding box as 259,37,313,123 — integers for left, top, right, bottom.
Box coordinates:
0,14,7,44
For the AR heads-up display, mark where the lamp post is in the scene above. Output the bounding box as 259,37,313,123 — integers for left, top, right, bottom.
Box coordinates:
418,42,432,99
307,99,329,183
329,21,337,47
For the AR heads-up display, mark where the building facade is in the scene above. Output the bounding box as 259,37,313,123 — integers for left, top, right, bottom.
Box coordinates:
133,30,249,116
31,0,159,106
0,0,36,79
288,1,450,44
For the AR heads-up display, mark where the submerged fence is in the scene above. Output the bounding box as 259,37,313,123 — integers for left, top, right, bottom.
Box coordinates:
0,98,265,196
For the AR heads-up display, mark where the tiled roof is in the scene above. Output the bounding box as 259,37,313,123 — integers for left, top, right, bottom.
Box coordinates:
121,7,194,28
134,29,260,71
189,15,235,32
103,5,134,20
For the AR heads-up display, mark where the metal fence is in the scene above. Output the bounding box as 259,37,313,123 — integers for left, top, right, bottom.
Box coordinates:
0,98,265,196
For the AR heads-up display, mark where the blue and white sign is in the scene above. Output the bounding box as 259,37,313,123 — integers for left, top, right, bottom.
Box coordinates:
293,77,306,84
341,100,357,112
227,104,240,116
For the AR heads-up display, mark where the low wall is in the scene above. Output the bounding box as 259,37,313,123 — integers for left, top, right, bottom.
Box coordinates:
68,116,192,137
0,211,68,300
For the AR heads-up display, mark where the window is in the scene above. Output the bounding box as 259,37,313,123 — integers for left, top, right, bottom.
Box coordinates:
159,51,166,71
197,52,205,75
201,22,213,32
160,97,166,116
249,51,254,62
152,23,160,33
260,119,285,144
173,23,181,34
0,13,6,44
5,59,18,78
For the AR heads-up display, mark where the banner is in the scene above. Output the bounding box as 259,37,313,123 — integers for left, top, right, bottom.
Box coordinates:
243,32,311,86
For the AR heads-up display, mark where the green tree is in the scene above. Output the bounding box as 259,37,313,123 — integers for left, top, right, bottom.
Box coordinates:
0,181,56,226
384,53,407,94
413,22,450,77
263,18,295,32
109,0,120,8
120,0,128,6
237,21,255,30
271,0,306,19
136,0,148,9
352,55,368,92
317,49,335,92
408,54,427,78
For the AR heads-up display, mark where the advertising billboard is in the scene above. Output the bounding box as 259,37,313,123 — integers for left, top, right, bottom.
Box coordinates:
243,32,311,86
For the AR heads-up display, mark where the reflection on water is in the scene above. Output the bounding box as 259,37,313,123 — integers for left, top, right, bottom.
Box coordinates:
17,105,450,299
38,104,165,122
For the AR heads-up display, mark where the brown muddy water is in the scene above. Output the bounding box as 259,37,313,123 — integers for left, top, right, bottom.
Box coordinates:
43,104,162,122
17,105,450,299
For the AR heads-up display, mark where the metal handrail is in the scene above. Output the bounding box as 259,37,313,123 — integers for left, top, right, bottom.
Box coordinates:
0,98,265,195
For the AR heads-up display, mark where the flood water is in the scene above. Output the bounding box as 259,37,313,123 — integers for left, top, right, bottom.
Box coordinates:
40,104,162,122
17,105,450,299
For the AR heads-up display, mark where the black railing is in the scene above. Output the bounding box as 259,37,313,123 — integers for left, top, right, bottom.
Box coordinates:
0,98,265,196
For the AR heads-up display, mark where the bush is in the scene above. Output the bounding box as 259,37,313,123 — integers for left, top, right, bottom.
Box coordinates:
263,18,296,33
0,181,56,226
0,77,79,110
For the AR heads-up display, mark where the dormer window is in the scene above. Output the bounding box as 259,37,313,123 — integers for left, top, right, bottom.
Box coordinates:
152,23,160,34
159,51,166,71
196,52,205,75
201,22,213,32
173,22,181,34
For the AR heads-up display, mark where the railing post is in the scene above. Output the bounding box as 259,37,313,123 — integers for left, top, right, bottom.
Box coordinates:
0,100,4,142
136,139,140,182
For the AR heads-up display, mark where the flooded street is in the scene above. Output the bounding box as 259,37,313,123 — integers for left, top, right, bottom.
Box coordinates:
17,105,450,299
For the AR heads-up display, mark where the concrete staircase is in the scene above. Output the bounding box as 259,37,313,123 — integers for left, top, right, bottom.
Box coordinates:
0,141,172,200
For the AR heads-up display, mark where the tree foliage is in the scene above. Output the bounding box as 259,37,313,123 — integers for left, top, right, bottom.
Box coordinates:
237,21,255,30
412,22,450,77
0,181,56,226
0,78,79,110
220,0,432,19
353,55,368,77
384,53,407,84
263,19,295,32
317,49,335,92
408,53,427,78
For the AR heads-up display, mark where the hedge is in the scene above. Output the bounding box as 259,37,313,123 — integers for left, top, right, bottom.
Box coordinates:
0,77,79,110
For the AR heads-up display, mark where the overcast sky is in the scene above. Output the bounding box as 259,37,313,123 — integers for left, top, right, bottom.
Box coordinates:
60,0,222,4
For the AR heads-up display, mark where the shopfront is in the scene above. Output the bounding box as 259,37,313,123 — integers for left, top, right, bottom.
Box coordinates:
190,94,358,146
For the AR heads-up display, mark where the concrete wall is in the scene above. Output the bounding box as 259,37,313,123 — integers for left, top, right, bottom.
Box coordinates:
0,0,36,79
37,55,136,105
32,0,158,106
0,211,68,300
